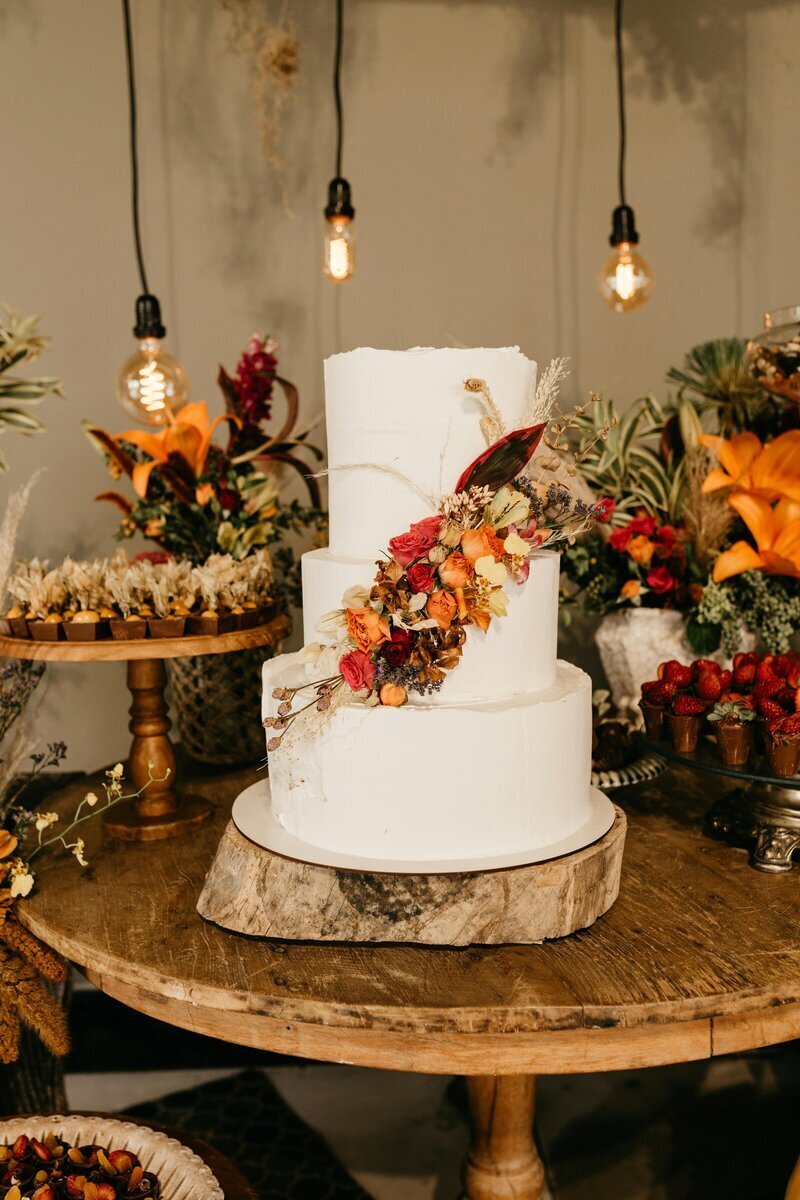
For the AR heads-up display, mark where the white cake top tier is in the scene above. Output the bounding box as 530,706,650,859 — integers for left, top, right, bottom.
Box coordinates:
325,346,537,560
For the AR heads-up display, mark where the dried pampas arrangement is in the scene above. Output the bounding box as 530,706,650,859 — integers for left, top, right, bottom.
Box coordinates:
220,0,300,183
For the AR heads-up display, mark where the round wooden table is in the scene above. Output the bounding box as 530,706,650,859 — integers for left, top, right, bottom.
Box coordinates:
18,763,800,1200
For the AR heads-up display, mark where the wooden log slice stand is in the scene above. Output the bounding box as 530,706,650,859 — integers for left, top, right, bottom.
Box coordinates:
198,792,626,945
0,617,289,842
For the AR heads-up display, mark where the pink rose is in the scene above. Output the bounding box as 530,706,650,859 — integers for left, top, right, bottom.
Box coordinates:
407,562,436,594
388,515,444,568
339,650,376,693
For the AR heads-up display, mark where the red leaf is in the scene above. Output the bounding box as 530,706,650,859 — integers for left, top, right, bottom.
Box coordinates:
454,424,546,493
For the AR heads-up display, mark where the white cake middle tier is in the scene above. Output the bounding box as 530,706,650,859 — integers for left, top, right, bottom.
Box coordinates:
262,657,593,863
301,547,560,703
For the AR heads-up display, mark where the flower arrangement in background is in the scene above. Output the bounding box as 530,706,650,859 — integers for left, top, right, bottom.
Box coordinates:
86,335,327,606
266,372,611,746
562,337,800,655
0,308,63,472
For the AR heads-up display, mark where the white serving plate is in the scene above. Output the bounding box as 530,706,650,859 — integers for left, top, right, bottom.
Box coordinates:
233,778,616,874
0,1115,223,1200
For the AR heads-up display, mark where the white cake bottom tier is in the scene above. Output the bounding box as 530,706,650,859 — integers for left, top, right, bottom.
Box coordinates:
262,656,593,863
301,547,559,703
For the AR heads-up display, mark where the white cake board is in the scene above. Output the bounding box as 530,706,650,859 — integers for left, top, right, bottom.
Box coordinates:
231,778,616,875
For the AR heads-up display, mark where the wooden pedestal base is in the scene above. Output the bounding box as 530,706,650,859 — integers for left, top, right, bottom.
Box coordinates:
197,807,626,945
104,658,212,842
463,1076,544,1200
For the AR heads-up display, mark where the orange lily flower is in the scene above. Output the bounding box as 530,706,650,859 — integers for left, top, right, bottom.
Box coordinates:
118,402,236,498
712,493,800,582
701,430,800,503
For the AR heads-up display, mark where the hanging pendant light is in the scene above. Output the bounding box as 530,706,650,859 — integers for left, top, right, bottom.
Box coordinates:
117,0,189,425
598,0,653,313
323,0,356,283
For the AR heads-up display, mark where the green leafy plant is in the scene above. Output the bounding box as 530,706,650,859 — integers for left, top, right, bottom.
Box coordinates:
570,393,701,524
665,336,789,437
0,309,62,471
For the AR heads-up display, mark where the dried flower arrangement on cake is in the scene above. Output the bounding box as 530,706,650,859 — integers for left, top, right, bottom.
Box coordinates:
0,1132,163,1197
561,337,800,654
266,370,612,747
1,549,274,641
85,335,327,607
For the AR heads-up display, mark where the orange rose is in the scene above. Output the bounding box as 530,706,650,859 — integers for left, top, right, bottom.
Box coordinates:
627,535,655,565
379,682,408,707
346,607,390,652
0,831,18,861
461,525,506,563
620,579,640,600
426,589,457,629
195,482,214,506
439,552,473,589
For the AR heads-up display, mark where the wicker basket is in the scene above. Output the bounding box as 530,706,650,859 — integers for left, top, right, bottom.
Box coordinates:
167,643,280,766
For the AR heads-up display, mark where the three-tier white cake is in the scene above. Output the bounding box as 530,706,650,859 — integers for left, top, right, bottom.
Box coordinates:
254,346,611,870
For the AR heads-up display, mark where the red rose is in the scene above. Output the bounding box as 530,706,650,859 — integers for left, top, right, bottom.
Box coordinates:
388,515,444,568
133,551,174,564
628,515,658,537
646,566,676,594
656,524,681,545
406,562,436,594
609,526,633,552
593,497,616,523
339,650,376,692
381,628,412,666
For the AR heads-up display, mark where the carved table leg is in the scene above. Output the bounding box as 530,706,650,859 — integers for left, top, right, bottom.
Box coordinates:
752,822,800,874
104,658,212,842
462,1076,544,1200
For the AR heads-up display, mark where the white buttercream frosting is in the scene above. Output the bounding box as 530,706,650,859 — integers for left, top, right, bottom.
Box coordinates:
263,657,593,861
325,346,537,559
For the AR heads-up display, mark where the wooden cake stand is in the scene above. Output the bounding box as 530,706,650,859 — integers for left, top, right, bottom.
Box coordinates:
0,617,289,842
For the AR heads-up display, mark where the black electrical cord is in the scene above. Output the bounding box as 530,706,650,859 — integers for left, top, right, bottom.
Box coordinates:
122,0,150,296
614,0,627,207
333,0,344,178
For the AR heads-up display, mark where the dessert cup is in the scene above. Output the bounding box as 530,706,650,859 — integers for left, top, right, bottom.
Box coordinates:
28,619,63,642
666,712,702,753
638,698,664,740
110,617,148,641
148,616,186,639
64,618,110,642
715,720,752,767
764,733,800,778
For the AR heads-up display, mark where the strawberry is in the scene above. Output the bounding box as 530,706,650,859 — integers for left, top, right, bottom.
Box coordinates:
753,678,782,701
773,654,793,679
733,651,759,670
658,660,693,687
721,691,754,708
696,672,722,702
12,1136,29,1160
756,697,786,722
30,1140,52,1162
781,712,800,734
733,662,756,688
693,658,722,677
756,658,779,685
641,680,675,705
788,665,800,689
717,669,732,691
670,694,706,716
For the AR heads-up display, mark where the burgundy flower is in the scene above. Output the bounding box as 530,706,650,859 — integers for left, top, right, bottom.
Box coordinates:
646,566,676,594
234,334,278,426
381,628,413,666
406,562,436,594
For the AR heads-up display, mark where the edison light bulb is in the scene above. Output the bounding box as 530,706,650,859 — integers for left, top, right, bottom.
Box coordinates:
324,217,356,283
323,177,356,284
598,205,654,314
599,242,653,313
117,294,189,426
117,337,189,425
